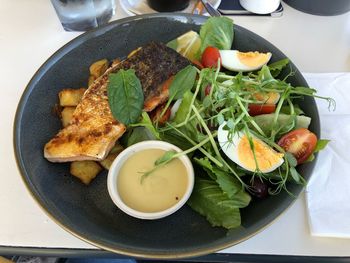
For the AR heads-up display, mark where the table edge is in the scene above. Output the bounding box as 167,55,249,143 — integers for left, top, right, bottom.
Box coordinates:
0,246,349,262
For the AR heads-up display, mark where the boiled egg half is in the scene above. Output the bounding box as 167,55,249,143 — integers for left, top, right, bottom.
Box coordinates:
218,123,284,173
219,50,272,72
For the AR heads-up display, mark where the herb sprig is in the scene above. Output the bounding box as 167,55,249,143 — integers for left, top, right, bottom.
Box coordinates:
142,62,334,199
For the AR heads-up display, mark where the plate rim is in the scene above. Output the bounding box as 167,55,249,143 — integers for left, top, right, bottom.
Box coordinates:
13,12,319,259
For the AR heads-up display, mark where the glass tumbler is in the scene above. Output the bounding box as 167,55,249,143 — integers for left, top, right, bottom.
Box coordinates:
50,0,116,32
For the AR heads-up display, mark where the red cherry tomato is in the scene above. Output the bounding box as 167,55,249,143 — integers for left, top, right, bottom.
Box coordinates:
204,85,212,96
278,128,318,164
201,46,221,68
248,104,276,116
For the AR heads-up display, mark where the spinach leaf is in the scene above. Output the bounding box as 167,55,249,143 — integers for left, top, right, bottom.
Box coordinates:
200,17,234,53
173,91,194,124
188,179,241,229
171,91,208,144
107,69,144,125
169,65,197,101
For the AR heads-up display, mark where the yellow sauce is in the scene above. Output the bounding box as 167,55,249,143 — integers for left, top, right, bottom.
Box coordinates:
117,149,188,213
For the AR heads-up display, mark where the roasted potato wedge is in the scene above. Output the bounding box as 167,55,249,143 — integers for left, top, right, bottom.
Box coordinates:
89,59,109,79
70,161,102,185
58,88,86,107
61,107,75,127
99,143,124,170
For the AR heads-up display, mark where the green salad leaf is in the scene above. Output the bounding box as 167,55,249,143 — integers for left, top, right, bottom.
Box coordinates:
107,69,143,125
173,91,194,124
169,65,197,100
314,139,330,152
258,65,275,82
306,139,330,162
160,129,193,151
131,112,160,139
124,127,156,147
194,157,216,180
200,17,234,53
191,158,250,229
290,167,301,183
268,58,290,77
188,179,242,229
285,152,298,168
195,157,244,198
280,105,304,115
156,65,197,124
252,114,311,137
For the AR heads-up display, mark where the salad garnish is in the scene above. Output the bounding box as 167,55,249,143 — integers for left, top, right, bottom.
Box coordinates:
110,17,335,229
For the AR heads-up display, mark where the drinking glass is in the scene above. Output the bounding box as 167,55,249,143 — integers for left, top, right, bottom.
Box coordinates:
51,0,116,32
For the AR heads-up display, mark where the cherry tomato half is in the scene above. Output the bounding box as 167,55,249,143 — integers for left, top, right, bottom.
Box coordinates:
248,104,276,116
278,128,317,164
201,46,221,68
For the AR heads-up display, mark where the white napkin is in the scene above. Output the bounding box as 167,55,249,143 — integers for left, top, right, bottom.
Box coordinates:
303,73,350,238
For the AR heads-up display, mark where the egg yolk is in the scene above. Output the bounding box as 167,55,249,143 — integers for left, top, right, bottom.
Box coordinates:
246,86,280,104
237,51,270,68
237,135,284,172
252,91,280,104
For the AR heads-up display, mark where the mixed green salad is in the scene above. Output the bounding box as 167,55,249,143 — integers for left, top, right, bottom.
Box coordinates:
107,17,334,229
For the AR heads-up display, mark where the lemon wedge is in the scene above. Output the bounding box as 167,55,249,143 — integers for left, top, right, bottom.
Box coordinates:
175,31,201,62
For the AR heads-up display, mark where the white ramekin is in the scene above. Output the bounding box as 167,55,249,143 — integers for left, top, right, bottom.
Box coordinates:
107,140,194,220
239,0,281,14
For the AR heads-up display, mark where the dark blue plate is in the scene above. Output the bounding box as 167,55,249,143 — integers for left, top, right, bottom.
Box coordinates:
14,13,319,259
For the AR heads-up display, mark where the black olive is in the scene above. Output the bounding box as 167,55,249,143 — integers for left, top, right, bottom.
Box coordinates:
249,177,269,199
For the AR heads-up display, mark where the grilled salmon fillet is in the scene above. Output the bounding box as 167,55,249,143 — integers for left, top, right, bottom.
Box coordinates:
44,42,191,162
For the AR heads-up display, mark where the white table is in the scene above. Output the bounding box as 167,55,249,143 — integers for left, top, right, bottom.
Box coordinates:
1,0,350,258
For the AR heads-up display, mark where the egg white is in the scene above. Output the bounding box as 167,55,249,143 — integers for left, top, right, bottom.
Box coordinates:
219,50,272,72
218,122,283,173
170,99,183,120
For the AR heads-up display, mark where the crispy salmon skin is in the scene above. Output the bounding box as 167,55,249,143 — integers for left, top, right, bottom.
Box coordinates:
114,41,191,111
44,42,191,162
